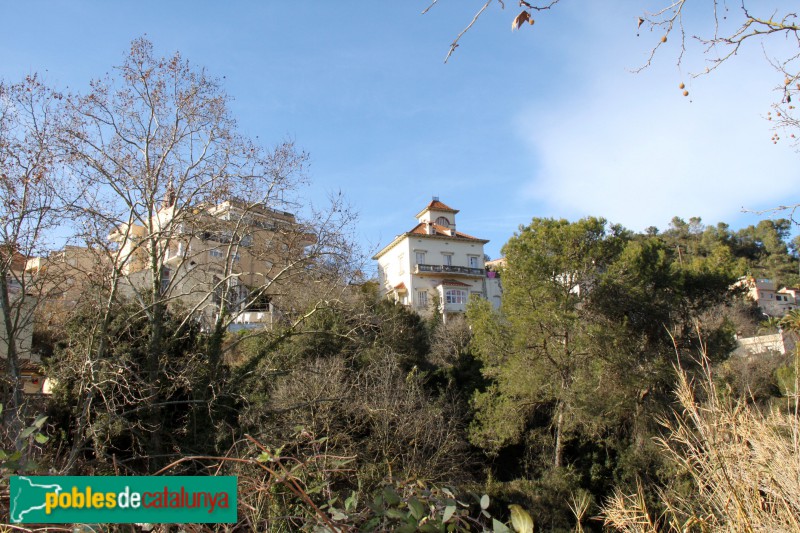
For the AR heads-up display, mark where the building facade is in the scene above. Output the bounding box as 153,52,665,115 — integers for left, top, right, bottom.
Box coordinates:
1,254,47,393
738,277,798,317
28,199,313,333
373,198,501,319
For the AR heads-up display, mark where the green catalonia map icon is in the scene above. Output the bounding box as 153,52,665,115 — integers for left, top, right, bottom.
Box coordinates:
10,476,64,523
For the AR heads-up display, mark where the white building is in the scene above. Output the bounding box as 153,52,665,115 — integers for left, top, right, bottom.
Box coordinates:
373,198,501,320
1,254,47,394
737,277,798,317
733,331,797,357
105,198,314,331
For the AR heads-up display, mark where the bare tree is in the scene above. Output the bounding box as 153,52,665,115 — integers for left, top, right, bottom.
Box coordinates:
0,75,64,437
54,38,359,470
431,0,799,78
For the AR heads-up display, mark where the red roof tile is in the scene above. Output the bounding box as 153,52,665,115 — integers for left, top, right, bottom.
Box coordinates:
394,282,407,291
425,200,458,213
414,199,460,219
407,223,485,241
21,360,43,373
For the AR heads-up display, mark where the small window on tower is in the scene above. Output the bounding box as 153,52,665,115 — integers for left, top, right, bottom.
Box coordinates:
436,216,450,227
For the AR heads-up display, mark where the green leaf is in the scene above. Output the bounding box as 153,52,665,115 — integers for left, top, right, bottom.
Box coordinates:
20,426,37,439
383,486,401,506
480,494,490,510
509,504,534,533
493,519,512,533
306,483,323,495
443,504,456,523
34,433,49,444
33,415,48,429
0,449,8,460
369,494,384,514
345,491,358,511
256,451,271,462
386,508,407,520
363,517,381,530
408,497,425,520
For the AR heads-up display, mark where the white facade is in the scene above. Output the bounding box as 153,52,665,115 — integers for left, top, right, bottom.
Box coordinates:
733,331,797,357
373,198,501,318
1,275,35,363
737,277,798,317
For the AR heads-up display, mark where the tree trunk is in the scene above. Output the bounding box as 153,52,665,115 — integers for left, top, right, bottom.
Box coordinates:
554,399,564,469
147,246,165,471
0,272,25,449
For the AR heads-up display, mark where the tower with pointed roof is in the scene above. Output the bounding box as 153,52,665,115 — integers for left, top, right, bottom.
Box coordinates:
373,197,501,319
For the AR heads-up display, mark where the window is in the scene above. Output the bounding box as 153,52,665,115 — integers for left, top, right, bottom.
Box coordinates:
398,253,405,275
436,216,450,226
415,251,426,265
442,254,452,266
160,267,171,295
445,289,467,304
209,248,224,258
469,256,479,268
417,291,428,308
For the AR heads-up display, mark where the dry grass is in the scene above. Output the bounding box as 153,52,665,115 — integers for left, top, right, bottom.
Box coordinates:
603,351,800,533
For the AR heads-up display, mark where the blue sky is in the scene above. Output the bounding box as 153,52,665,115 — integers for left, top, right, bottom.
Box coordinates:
2,2,798,262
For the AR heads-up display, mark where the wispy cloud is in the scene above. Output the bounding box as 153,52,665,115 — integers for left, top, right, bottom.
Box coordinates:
514,6,799,232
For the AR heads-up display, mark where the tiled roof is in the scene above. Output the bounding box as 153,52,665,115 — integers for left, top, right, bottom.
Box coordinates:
20,361,43,374
424,200,458,213
439,279,471,287
394,282,407,291
407,223,485,241
414,199,460,219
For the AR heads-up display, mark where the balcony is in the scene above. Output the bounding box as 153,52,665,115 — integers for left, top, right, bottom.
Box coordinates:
227,310,273,332
414,264,484,277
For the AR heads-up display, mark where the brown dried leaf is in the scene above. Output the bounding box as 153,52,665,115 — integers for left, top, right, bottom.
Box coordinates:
512,10,533,31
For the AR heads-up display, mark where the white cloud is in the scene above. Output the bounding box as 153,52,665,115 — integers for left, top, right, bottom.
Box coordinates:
515,9,800,232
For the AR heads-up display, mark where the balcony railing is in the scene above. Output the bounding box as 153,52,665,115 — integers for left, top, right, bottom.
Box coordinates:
415,264,484,276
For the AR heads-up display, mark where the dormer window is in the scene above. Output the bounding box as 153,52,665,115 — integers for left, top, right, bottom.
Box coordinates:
436,216,450,227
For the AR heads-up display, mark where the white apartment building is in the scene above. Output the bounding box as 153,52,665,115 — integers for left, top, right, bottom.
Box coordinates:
373,198,501,320
27,199,313,333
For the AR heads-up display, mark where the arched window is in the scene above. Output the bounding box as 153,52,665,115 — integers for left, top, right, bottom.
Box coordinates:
435,216,450,226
